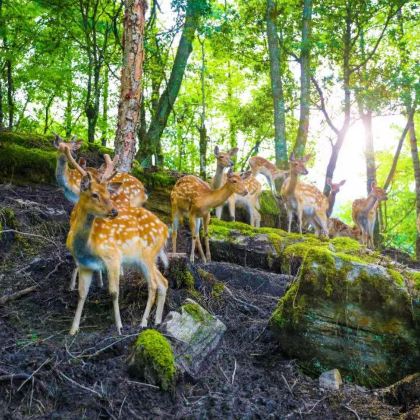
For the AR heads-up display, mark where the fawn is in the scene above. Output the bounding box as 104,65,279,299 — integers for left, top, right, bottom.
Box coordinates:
66,156,169,335
212,146,262,227
249,156,289,196
352,182,388,248
328,217,361,240
171,169,251,263
281,154,329,236
326,178,346,217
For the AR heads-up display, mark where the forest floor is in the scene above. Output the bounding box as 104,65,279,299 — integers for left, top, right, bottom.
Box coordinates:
0,183,412,419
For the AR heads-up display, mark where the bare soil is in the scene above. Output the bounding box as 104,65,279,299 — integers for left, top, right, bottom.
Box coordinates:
0,183,411,419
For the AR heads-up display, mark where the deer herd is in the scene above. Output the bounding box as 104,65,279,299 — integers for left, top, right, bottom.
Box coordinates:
53,135,388,335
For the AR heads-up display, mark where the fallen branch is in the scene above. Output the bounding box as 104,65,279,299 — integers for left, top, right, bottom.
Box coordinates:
0,373,31,382
0,285,38,305
343,404,361,420
0,229,59,247
57,370,104,398
126,380,159,390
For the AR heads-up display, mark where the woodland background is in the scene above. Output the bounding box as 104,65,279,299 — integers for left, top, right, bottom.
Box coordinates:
0,0,418,254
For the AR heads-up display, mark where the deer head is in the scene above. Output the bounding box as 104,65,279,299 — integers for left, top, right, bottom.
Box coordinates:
53,134,82,155
370,182,388,201
326,178,346,194
214,146,238,169
289,153,310,175
225,169,251,196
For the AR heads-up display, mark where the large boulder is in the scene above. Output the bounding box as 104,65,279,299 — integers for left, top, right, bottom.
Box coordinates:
208,220,420,387
271,246,420,387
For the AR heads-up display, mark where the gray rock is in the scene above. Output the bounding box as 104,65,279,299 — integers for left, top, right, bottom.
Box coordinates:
162,299,226,378
319,369,343,390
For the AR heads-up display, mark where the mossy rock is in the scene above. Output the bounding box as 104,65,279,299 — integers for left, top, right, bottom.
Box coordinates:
127,329,176,392
271,245,420,388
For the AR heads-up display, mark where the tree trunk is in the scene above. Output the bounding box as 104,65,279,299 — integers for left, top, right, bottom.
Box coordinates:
114,0,147,172
6,59,13,129
227,61,237,151
323,5,351,194
101,65,109,146
43,95,54,134
199,37,207,178
0,79,3,129
293,0,313,157
136,0,204,167
266,0,288,169
408,111,420,260
65,86,73,137
362,110,376,193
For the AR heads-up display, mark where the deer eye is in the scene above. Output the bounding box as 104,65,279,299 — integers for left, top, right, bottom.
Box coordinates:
92,192,100,200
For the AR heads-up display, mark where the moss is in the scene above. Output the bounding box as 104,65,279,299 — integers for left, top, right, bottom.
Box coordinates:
330,236,361,254
387,269,405,287
183,302,212,324
169,259,195,290
212,282,225,299
132,167,177,189
130,329,176,391
259,191,280,215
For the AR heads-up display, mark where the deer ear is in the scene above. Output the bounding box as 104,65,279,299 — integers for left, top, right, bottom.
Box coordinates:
303,154,311,162
241,170,252,180
227,168,233,177
229,147,239,156
80,173,92,192
371,181,377,190
214,146,220,157
72,140,83,151
339,179,346,186
107,182,122,196
53,134,62,149
290,153,295,162
78,157,87,170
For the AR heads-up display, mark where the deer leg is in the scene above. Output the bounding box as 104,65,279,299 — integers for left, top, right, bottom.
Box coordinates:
287,209,293,233
203,212,211,261
297,208,303,235
141,261,157,327
97,270,104,288
154,267,168,325
70,266,78,291
69,268,93,335
171,211,179,253
105,260,123,334
215,205,223,219
228,196,236,222
189,216,199,263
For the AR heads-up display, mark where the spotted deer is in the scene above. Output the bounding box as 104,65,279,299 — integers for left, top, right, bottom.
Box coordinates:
171,170,251,263
328,217,361,240
281,154,329,236
352,182,388,248
53,134,148,208
55,134,148,290
212,147,262,227
249,156,289,196
66,155,169,335
326,178,346,217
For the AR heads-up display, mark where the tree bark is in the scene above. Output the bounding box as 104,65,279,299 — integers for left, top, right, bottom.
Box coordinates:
266,0,287,169
101,65,109,146
323,4,352,194
136,0,205,167
0,79,3,129
65,86,73,137
198,37,207,178
407,112,420,259
361,110,376,193
114,0,147,173
293,0,313,157
43,95,55,134
6,59,13,129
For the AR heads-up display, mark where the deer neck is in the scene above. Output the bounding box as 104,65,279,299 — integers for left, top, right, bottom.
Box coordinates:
69,206,103,270
363,193,378,213
201,183,235,210
212,165,227,189
327,191,337,217
284,170,299,195
56,154,79,203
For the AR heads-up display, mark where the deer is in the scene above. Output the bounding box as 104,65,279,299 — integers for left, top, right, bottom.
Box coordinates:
171,169,251,263
212,146,263,227
328,217,361,240
65,155,169,335
54,134,148,290
352,182,388,248
280,154,329,236
53,134,148,208
249,156,289,196
326,178,346,217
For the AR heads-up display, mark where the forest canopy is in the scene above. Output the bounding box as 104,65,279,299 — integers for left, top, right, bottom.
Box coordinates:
0,0,418,252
